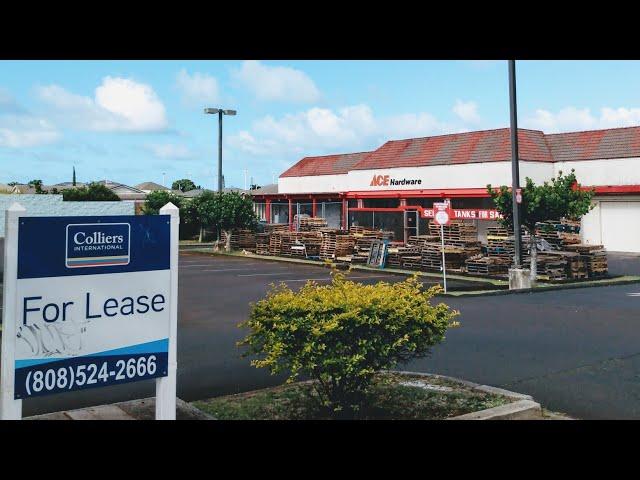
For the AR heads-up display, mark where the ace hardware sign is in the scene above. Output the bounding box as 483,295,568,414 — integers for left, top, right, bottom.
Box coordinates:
0,202,180,420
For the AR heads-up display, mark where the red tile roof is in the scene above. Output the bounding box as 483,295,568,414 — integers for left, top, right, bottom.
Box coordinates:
352,128,552,171
279,126,640,177
546,126,640,162
280,151,372,177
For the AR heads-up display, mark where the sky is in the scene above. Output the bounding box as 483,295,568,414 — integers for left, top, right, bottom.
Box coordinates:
2,60,640,190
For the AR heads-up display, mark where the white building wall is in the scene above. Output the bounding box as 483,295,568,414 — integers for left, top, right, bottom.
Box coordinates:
554,158,640,186
278,174,348,194
278,162,555,194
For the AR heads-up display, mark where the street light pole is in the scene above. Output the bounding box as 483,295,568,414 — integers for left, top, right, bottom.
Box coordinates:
508,60,523,268
218,110,223,193
204,107,237,193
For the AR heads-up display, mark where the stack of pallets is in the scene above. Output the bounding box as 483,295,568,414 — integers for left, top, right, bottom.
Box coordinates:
386,246,421,268
269,232,283,256
564,244,608,278
535,221,565,250
319,230,338,260
280,232,302,256
264,223,289,234
465,255,512,276
255,233,270,255
428,221,478,243
335,234,356,258
486,226,530,263
420,243,470,272
537,253,570,281
221,229,256,251
407,235,439,248
299,231,323,257
535,219,582,249
299,217,328,231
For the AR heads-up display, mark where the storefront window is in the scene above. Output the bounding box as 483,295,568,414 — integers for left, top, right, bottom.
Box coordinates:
362,198,400,208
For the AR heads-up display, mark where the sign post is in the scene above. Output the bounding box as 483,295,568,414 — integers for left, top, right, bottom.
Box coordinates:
156,202,179,420
0,202,178,420
432,202,452,293
1,203,26,419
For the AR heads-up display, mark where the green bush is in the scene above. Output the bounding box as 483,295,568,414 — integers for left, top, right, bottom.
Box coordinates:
239,270,459,417
62,182,120,201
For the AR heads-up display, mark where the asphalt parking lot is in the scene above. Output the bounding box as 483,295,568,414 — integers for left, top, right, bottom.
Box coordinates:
3,251,640,419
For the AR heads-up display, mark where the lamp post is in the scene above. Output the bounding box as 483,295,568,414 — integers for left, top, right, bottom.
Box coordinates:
204,108,237,192
508,60,523,268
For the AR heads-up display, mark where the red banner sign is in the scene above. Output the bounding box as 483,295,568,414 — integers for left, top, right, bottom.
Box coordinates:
420,208,503,220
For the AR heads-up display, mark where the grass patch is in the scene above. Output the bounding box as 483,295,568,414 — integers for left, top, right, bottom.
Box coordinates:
192,372,512,420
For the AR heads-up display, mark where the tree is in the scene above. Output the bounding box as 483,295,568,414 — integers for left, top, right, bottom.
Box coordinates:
487,169,595,281
184,191,217,243
239,270,459,417
28,179,44,194
62,182,121,201
172,178,198,192
142,190,183,214
209,192,258,251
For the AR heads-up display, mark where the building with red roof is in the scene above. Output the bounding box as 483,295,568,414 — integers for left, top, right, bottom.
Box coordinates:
252,126,640,252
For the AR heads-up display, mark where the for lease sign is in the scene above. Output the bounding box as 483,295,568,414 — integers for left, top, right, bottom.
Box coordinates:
13,215,171,399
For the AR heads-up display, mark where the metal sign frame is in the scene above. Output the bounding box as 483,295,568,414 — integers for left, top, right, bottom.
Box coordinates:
367,240,389,269
0,202,179,420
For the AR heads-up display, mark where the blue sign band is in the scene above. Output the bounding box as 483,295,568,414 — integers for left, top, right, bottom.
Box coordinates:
14,351,168,399
18,215,170,279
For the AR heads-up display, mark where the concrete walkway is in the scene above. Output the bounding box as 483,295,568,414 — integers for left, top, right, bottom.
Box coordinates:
26,397,214,420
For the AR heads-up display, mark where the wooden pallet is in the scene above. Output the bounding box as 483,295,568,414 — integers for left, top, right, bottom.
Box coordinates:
299,217,328,231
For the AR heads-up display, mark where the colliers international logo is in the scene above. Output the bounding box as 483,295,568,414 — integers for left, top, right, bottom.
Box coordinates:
65,223,131,268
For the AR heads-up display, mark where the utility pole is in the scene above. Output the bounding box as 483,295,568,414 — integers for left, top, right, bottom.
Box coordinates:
508,60,523,268
243,169,248,191
218,110,223,192
204,108,237,193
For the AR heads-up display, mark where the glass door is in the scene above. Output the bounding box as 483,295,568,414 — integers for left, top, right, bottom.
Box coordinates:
403,210,419,243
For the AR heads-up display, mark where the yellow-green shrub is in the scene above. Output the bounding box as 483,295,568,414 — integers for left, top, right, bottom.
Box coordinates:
238,270,459,417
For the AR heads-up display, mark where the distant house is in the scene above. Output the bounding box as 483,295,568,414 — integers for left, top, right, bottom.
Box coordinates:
179,187,250,198
135,181,170,194
94,180,147,201
51,182,87,191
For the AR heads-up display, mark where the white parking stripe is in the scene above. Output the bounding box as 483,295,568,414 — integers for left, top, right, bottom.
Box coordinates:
191,267,290,273
180,262,262,268
237,272,291,277
277,275,392,282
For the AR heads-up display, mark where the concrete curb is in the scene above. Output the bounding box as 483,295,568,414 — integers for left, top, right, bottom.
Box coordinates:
439,276,640,297
450,399,542,420
390,371,544,420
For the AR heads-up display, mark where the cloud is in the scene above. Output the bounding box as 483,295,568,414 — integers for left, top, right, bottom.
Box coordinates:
0,87,26,114
0,115,60,148
228,103,459,157
147,143,193,159
523,106,640,133
176,69,219,106
0,89,59,148
452,99,481,124
233,60,320,103
36,77,168,132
